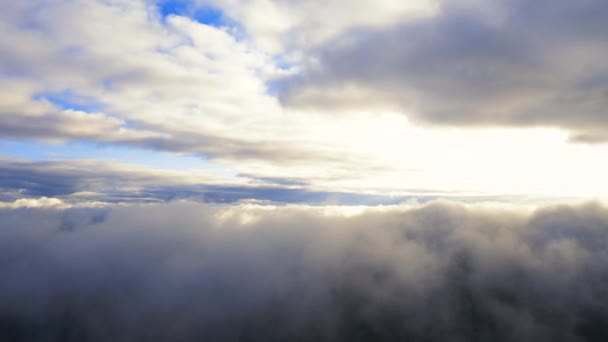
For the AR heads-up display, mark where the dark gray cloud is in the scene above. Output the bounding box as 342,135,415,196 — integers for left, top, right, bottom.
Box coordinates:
278,0,608,141
1,201,608,341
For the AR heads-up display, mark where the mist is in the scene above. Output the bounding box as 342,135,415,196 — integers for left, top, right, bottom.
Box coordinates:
1,201,607,341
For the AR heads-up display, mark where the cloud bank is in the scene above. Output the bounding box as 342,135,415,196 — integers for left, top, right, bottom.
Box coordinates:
1,201,607,341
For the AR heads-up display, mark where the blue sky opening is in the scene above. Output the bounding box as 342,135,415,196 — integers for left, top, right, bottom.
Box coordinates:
0,139,209,171
34,90,105,113
158,0,224,27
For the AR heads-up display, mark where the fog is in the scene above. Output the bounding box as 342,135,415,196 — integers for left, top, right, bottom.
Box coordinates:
1,201,607,341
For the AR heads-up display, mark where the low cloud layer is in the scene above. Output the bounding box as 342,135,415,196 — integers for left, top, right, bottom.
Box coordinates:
1,201,607,341
278,0,608,141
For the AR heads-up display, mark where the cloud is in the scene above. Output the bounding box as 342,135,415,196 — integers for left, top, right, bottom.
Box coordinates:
0,197,68,209
277,0,608,141
4,0,608,198
4,150,608,206
0,156,243,203
0,201,607,340
0,0,317,163
199,0,437,53
0,156,432,205
0,78,165,145
0,0,397,173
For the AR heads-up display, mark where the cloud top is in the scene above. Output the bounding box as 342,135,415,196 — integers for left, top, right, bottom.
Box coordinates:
1,201,607,341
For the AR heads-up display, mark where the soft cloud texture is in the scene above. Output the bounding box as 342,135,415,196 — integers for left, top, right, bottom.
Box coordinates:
0,197,70,209
2,0,608,200
0,0,422,187
0,0,307,161
200,0,437,53
278,0,608,141
1,201,608,341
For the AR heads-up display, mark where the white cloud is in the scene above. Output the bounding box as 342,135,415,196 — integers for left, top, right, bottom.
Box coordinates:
0,197,113,209
203,0,438,53
0,197,68,209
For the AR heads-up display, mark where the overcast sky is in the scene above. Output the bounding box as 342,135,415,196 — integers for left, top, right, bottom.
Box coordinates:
1,0,608,205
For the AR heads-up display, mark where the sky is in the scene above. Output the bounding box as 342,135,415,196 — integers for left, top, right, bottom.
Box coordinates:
1,0,608,206
2,1,608,340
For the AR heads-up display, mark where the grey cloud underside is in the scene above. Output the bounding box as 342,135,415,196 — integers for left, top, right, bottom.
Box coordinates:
1,201,608,341
279,0,608,141
0,112,318,163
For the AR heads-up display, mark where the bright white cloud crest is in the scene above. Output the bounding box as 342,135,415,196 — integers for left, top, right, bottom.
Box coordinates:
203,0,438,52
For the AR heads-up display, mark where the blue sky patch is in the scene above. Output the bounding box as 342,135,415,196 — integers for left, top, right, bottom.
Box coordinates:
158,0,224,27
158,0,189,18
34,89,105,113
193,7,224,26
0,139,209,171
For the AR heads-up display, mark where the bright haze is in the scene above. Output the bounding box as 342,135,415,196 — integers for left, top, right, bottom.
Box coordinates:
1,1,608,341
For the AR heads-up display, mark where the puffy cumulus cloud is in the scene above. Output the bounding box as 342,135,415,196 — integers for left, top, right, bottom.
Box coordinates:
5,0,608,200
0,0,324,163
0,197,111,209
1,0,427,180
0,197,68,209
1,200,608,341
277,0,608,141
